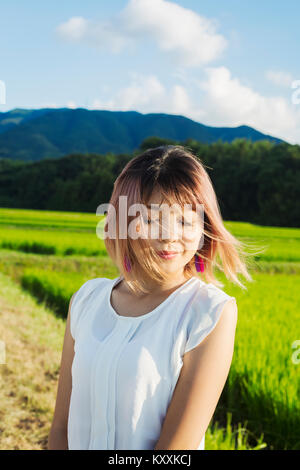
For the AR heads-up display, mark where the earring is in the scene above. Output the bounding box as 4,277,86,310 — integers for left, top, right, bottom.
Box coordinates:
124,254,132,273
194,253,205,273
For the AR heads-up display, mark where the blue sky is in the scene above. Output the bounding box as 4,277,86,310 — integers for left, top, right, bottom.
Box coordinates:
0,0,300,143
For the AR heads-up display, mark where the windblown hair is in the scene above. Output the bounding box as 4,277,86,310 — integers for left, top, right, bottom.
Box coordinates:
104,145,256,295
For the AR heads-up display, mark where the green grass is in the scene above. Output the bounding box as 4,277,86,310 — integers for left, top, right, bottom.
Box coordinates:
205,412,267,450
0,226,107,256
219,272,300,449
0,207,99,231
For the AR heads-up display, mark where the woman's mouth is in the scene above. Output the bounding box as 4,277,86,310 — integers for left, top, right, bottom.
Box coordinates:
157,251,179,260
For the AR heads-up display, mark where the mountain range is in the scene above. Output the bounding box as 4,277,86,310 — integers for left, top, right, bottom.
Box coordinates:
0,107,284,162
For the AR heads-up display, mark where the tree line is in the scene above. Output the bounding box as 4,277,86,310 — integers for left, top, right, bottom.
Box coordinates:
0,136,299,227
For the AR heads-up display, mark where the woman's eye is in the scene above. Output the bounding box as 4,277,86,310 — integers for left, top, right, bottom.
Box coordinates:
143,217,156,224
178,219,192,226
142,216,194,226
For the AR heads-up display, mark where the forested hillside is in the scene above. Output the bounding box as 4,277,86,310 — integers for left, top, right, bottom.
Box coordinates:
0,136,298,227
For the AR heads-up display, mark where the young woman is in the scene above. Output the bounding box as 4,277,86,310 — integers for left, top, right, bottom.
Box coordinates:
48,145,252,450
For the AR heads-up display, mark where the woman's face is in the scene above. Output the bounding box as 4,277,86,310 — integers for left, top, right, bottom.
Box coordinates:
135,190,204,275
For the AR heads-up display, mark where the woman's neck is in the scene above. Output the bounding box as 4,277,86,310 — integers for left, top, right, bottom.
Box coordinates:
122,272,191,297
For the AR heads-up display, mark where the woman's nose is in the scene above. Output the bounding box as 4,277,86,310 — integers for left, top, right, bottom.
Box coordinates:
158,218,180,241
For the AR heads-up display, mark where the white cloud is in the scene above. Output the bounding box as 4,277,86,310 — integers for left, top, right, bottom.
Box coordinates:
265,70,294,87
56,0,227,67
197,66,300,143
39,102,59,108
91,73,205,121
67,100,77,109
56,16,132,53
56,17,88,42
92,75,165,110
168,85,191,114
119,0,227,66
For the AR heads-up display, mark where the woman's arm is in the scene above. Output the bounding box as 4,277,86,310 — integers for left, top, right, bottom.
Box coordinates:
154,299,238,450
47,292,77,450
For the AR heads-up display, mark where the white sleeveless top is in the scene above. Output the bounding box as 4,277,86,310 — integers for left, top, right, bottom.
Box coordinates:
67,275,236,450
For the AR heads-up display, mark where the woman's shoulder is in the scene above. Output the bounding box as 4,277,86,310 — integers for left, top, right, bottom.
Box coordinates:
72,277,108,304
180,278,237,353
192,278,235,305
70,277,109,339
77,276,108,294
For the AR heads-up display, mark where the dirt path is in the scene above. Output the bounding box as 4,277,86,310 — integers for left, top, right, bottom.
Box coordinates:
0,273,65,450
